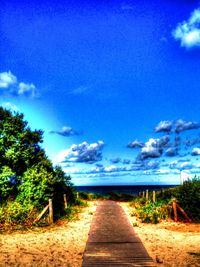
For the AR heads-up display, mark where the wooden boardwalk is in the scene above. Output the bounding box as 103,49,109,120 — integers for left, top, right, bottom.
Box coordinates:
82,201,155,267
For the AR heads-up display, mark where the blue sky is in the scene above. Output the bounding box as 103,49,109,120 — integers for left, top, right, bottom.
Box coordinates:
1,0,200,185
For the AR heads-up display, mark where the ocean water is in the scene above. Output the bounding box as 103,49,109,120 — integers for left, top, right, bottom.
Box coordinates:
76,185,177,196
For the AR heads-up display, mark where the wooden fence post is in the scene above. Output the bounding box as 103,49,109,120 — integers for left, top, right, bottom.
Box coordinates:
172,200,177,222
76,192,79,199
153,191,156,202
49,199,53,224
146,190,148,200
142,191,145,198
63,194,68,209
176,203,192,222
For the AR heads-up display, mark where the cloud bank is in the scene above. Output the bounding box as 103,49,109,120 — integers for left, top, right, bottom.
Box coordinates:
173,7,200,49
128,119,200,163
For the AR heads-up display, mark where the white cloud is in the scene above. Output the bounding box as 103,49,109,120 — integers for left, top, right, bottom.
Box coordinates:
173,8,200,48
104,165,120,172
140,138,162,159
154,120,173,133
165,147,178,157
139,136,170,160
1,102,19,112
56,141,104,163
0,71,17,89
146,161,160,170
169,160,178,169
175,119,200,133
191,147,200,156
127,140,144,148
18,82,37,98
179,161,194,170
50,126,81,137
156,169,170,174
0,71,38,98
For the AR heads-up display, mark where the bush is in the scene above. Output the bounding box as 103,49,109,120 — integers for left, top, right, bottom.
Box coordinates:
0,201,36,225
79,192,97,200
132,177,200,223
175,178,200,221
135,200,171,224
108,192,134,201
73,197,88,207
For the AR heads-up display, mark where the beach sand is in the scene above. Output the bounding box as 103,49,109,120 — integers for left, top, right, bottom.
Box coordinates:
0,202,97,267
120,202,200,267
0,201,199,267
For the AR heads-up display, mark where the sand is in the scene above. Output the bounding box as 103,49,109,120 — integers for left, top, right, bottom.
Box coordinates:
0,202,97,267
0,201,199,267
120,202,200,267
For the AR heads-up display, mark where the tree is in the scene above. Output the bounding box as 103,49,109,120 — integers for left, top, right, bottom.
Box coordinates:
18,164,55,206
0,166,16,200
0,107,72,206
0,107,45,177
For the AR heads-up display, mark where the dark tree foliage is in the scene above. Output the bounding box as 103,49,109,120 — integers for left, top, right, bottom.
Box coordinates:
0,107,73,207
175,177,200,221
156,177,200,221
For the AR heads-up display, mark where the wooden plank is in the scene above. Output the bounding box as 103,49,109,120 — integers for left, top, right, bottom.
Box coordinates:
82,201,155,267
33,204,49,223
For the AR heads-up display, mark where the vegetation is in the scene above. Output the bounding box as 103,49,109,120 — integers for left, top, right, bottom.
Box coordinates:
131,177,200,223
79,191,135,201
0,107,75,226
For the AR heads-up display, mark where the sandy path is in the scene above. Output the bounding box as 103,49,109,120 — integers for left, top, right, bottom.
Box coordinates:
120,202,200,267
0,202,97,267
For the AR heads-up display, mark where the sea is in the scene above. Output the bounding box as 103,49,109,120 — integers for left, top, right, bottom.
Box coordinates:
75,185,178,196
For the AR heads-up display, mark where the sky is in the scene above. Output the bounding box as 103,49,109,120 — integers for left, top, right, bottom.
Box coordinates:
1,0,200,186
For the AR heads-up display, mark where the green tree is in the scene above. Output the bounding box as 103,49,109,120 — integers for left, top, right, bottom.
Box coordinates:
0,107,72,206
17,164,55,206
0,166,16,200
0,107,45,177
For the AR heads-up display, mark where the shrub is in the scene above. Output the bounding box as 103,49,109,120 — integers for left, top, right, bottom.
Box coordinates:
132,177,200,223
135,200,171,224
74,198,88,207
0,201,36,225
175,178,200,221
